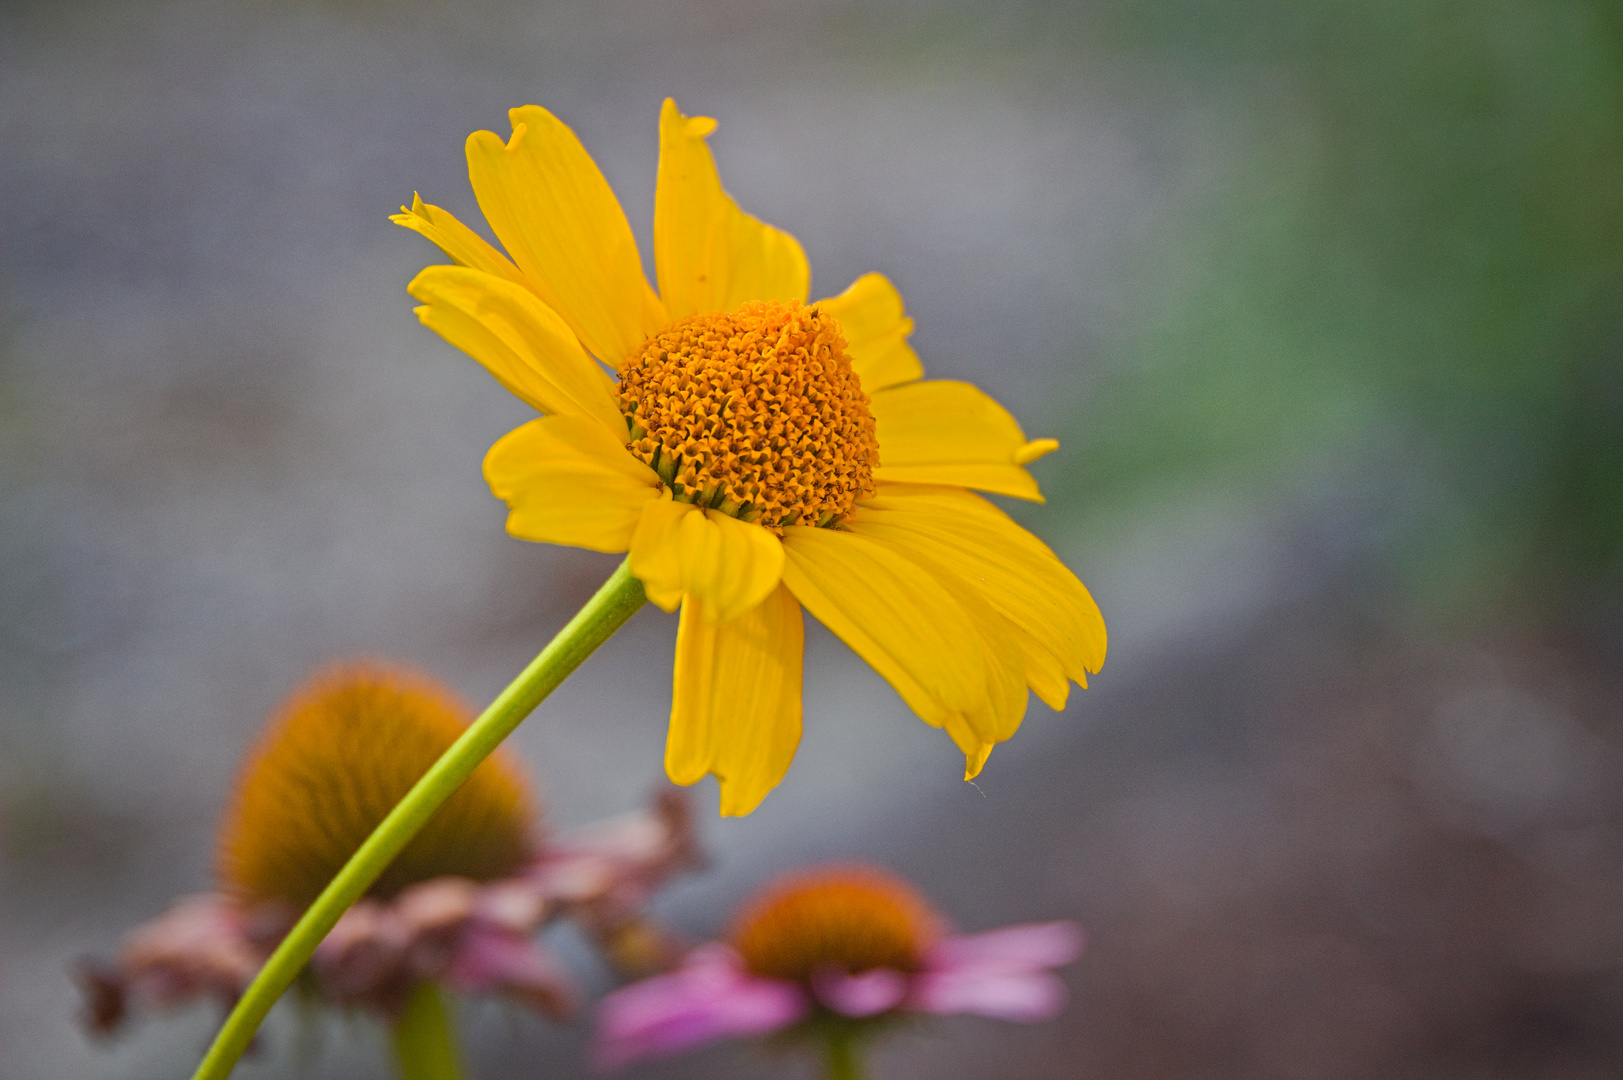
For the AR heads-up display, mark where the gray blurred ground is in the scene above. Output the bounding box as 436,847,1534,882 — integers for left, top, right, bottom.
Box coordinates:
3,1,1622,1078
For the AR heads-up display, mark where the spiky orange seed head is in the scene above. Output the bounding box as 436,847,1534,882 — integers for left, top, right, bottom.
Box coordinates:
215,661,537,907
729,865,945,984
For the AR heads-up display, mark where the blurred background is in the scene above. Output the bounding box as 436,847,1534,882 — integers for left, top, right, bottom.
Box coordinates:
3,0,1622,1077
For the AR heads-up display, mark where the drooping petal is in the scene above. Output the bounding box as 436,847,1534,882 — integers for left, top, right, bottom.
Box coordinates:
466,106,665,366
392,193,532,292
846,530,1030,771
817,273,924,392
1010,623,1073,711
628,498,785,621
778,527,1025,760
313,898,409,1004
960,738,995,780
447,924,576,1019
593,945,806,1070
409,266,626,434
75,893,263,1034
668,585,804,817
484,417,662,552
845,484,1106,700
530,788,703,912
870,380,1058,501
654,98,809,319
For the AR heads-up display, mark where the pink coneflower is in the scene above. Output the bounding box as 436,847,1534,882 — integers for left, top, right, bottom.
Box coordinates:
78,662,701,1067
594,865,1083,1077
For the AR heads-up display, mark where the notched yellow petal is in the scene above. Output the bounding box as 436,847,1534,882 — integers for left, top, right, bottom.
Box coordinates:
817,273,925,393
629,499,785,621
655,98,809,319
779,527,1025,753
466,106,664,367
483,417,661,552
393,193,532,292
873,463,1045,502
668,585,804,817
628,496,696,612
870,380,1054,501
854,531,1028,746
1014,438,1060,466
848,483,1106,685
409,266,625,435
963,740,994,781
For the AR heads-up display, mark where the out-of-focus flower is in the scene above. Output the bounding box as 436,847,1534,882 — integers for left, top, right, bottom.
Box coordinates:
593,865,1083,1071
78,661,700,1037
395,98,1106,817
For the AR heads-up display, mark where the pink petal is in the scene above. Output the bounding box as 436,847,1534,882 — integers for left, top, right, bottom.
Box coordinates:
910,969,1069,1022
313,900,409,1000
394,878,479,933
911,921,1084,1023
811,968,909,1018
474,878,550,933
593,945,806,1070
78,894,261,1032
530,789,703,910
447,925,576,1019
926,921,1085,974
125,895,261,994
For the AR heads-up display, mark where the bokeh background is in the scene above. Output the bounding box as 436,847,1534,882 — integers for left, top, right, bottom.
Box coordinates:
4,1,1623,1077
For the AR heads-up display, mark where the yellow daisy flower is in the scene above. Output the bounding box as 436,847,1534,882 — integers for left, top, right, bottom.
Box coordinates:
395,99,1106,817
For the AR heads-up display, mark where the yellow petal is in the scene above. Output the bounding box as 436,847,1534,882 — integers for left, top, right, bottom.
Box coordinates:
654,98,809,319
778,527,1023,748
409,266,625,435
961,738,994,781
1010,623,1072,711
668,585,804,817
392,193,533,292
816,273,924,393
483,417,661,552
628,499,785,621
854,530,1029,745
626,497,695,611
870,380,1056,501
846,483,1106,687
466,107,665,367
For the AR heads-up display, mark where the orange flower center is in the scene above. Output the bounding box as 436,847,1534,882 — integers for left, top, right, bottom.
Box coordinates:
617,300,879,529
215,662,536,907
729,866,943,983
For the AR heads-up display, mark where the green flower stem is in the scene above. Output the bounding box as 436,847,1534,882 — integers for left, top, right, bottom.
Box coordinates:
390,982,465,1080
822,1027,869,1080
191,559,647,1080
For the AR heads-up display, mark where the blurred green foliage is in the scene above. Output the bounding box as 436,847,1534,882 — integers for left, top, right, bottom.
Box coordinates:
1065,0,1623,624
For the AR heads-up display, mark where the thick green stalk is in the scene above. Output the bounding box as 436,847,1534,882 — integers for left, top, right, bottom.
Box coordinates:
390,982,465,1080
191,560,647,1080
822,1027,869,1080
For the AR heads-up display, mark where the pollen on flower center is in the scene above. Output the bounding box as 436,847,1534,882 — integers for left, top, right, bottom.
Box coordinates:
216,662,536,907
729,866,943,983
617,300,879,529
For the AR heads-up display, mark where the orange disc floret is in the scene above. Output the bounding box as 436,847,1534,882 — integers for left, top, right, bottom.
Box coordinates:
617,300,879,529
216,661,536,907
729,865,945,983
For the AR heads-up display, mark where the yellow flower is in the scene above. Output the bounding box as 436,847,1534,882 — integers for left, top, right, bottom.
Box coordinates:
394,99,1106,816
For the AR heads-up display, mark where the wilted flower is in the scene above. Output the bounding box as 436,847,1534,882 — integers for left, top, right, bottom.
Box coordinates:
593,864,1083,1072
396,98,1106,816
79,661,700,1038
